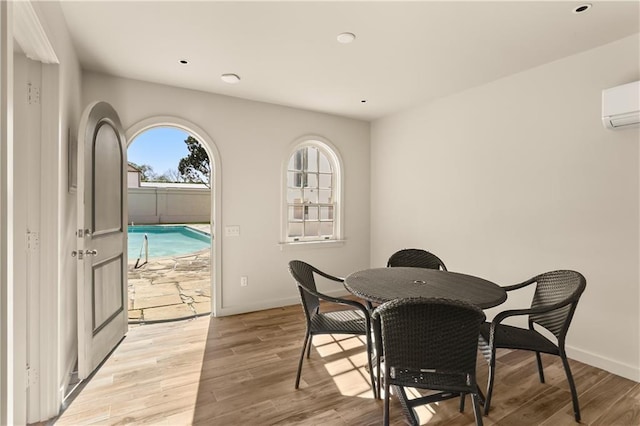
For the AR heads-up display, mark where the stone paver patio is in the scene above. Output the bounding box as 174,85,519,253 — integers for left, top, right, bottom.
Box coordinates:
127,224,211,323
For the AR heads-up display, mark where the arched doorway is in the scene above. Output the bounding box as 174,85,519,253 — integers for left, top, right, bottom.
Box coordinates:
126,117,221,320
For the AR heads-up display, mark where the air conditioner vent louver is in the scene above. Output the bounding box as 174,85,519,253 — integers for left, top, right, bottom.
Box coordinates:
606,111,640,129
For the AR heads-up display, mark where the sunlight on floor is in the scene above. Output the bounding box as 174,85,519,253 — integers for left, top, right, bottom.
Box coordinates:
313,334,366,356
329,367,375,398
402,387,437,424
312,334,375,398
308,333,451,422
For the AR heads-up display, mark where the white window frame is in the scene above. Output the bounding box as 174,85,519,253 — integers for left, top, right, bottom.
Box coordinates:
281,137,343,246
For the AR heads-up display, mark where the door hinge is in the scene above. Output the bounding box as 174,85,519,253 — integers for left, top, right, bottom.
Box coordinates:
26,231,40,251
27,83,40,105
26,367,39,389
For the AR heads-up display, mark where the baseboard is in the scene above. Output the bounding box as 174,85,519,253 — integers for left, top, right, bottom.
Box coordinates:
217,288,351,317
567,345,640,382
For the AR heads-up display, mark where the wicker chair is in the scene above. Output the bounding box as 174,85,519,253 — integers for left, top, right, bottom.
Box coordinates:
372,246,448,317
288,260,377,398
387,248,447,270
368,248,450,397
373,298,486,426
478,270,586,422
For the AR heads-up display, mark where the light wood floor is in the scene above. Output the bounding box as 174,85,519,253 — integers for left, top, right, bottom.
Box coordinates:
54,303,639,425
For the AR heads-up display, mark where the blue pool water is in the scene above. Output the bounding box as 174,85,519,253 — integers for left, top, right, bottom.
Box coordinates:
128,225,211,260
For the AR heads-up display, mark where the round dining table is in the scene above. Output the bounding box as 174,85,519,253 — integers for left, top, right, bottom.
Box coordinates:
344,267,507,309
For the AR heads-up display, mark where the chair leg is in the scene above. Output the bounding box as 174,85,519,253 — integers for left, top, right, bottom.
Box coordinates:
459,393,465,412
376,355,382,399
373,317,383,399
560,353,581,422
365,329,378,399
306,333,313,358
383,373,390,426
295,330,311,389
396,386,419,426
535,351,545,383
484,348,497,415
471,393,484,426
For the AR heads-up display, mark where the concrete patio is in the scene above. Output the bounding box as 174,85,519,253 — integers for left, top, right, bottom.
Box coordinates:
127,224,211,323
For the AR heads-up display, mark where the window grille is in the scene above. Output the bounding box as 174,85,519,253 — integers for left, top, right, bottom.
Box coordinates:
285,144,337,242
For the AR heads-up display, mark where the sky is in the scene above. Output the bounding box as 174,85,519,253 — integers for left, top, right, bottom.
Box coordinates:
127,127,190,176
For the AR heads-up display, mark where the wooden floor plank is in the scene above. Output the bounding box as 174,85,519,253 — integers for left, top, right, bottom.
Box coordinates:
591,383,640,426
54,303,638,425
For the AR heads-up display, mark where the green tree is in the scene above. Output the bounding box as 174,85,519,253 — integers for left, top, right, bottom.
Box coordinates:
178,136,210,187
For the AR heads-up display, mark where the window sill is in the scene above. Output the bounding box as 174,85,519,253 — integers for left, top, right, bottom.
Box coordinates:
278,239,346,251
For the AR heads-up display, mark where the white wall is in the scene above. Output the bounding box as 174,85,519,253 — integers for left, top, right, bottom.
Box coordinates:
128,187,211,224
127,170,140,188
371,34,640,381
83,72,371,314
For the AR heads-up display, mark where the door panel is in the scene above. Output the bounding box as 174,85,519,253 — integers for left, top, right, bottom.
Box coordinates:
93,123,123,234
92,255,124,334
77,101,127,379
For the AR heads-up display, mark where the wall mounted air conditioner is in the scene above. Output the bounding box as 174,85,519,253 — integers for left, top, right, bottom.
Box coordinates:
602,80,640,129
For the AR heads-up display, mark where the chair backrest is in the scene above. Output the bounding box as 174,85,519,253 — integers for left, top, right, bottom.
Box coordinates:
529,270,586,340
375,298,485,376
387,248,447,271
288,260,322,321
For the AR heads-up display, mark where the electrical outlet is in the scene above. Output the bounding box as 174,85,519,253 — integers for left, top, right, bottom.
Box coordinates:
240,276,248,287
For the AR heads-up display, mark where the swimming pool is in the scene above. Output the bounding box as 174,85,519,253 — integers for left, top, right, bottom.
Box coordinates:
128,225,211,260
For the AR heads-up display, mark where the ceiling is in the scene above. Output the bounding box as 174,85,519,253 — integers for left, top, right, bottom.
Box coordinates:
58,1,640,121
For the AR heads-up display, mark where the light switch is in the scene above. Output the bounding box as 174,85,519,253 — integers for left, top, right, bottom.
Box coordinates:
225,225,240,237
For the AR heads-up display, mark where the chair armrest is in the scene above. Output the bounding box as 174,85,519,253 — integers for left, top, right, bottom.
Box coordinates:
312,268,345,283
299,284,369,316
490,297,575,328
502,276,537,292
492,307,538,325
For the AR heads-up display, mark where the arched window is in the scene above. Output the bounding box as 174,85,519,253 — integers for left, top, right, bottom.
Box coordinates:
284,140,341,242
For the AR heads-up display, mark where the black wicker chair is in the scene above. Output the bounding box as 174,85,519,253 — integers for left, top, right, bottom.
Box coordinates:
369,248,450,397
288,260,377,398
373,298,486,426
478,270,586,422
387,248,448,270
371,247,448,313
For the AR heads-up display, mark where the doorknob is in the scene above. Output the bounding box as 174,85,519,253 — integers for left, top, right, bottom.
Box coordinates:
71,249,97,258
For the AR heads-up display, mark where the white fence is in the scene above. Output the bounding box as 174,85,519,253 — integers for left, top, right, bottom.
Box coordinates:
128,187,211,224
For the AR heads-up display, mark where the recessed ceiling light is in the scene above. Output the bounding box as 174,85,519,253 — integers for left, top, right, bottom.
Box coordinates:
572,3,592,14
221,73,241,84
337,32,356,44
179,59,188,64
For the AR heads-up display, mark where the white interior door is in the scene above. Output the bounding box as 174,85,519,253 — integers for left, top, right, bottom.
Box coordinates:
76,101,128,379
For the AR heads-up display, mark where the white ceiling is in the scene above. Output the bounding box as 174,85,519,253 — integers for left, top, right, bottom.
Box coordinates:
59,1,640,121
